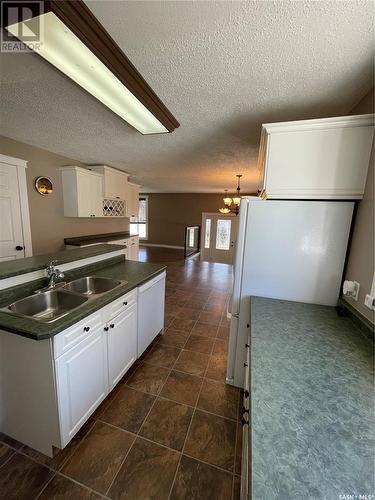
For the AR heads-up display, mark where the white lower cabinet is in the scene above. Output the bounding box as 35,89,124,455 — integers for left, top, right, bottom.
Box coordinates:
108,236,139,260
0,276,164,457
128,237,139,260
55,327,108,447
54,291,138,446
106,304,137,390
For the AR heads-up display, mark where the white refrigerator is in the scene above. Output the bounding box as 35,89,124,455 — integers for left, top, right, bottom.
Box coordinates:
226,196,354,388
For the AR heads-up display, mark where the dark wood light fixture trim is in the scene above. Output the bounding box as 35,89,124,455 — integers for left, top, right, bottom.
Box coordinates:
3,0,180,132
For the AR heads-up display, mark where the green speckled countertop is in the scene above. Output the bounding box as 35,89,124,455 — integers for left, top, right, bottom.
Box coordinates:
64,231,137,246
0,258,165,340
0,244,125,279
250,297,374,499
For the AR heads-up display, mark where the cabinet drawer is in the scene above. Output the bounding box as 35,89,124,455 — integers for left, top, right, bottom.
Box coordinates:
53,311,102,359
108,290,137,320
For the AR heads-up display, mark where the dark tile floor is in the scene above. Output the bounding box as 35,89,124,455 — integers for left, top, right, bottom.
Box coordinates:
0,257,241,500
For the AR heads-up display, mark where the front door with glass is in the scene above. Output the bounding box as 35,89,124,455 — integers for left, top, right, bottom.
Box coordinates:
200,213,238,264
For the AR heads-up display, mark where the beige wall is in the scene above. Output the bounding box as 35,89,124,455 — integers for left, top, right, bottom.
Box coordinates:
343,87,374,324
0,136,129,255
145,193,243,247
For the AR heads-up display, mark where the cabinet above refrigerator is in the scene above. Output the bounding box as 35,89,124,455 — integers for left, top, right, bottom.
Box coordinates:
257,113,374,200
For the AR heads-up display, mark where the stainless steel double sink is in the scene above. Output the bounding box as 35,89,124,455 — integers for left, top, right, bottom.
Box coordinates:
2,276,126,323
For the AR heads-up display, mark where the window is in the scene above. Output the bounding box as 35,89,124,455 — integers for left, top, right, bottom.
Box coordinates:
188,227,195,248
204,219,211,249
130,196,148,239
215,219,231,250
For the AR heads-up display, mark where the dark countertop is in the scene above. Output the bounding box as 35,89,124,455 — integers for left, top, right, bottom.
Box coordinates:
0,245,125,280
64,232,138,246
0,259,166,340
250,297,374,499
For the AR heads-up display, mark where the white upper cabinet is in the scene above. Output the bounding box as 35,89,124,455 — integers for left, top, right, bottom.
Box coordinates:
127,182,140,217
61,165,140,218
90,165,128,200
61,166,103,217
257,114,374,199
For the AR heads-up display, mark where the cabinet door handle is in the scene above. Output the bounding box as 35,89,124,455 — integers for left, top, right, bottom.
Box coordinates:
15,245,24,251
83,326,90,332
243,362,248,367
123,301,128,306
245,343,250,348
104,326,109,332
110,323,115,329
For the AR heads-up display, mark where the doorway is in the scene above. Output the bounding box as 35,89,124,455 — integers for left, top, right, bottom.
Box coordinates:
0,154,32,261
200,213,238,264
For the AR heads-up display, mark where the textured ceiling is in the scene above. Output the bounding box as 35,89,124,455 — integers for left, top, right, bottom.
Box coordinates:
0,0,373,193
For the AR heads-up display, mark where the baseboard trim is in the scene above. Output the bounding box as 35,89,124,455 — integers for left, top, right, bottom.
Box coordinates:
185,251,200,260
337,299,374,343
140,243,184,250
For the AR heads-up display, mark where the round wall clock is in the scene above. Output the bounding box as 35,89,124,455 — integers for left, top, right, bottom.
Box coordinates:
35,176,53,196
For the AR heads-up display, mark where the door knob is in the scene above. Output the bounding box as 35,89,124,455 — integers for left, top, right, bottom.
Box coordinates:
15,245,24,251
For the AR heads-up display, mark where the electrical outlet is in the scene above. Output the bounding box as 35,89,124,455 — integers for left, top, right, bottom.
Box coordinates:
364,294,375,311
352,281,360,301
343,280,360,301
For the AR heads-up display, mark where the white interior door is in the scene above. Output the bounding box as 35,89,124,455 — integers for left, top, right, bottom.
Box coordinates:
200,213,238,264
0,161,26,261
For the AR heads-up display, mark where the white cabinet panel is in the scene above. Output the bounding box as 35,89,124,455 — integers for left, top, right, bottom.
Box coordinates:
106,304,137,390
127,182,140,217
138,272,166,356
61,166,103,217
258,114,374,199
90,165,128,200
128,236,139,260
55,328,108,447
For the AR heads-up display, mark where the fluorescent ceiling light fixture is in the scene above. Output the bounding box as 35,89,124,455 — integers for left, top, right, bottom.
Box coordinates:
5,1,179,135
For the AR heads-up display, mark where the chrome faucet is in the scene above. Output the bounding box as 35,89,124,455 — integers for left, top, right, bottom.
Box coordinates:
46,261,65,289
35,261,65,293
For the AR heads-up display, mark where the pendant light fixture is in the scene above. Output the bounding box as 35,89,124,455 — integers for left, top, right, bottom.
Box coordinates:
219,175,242,215
2,0,179,135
